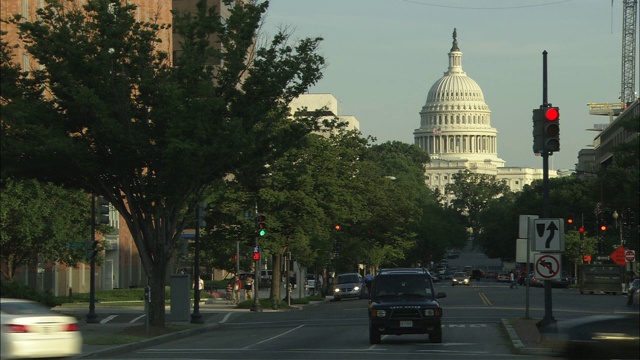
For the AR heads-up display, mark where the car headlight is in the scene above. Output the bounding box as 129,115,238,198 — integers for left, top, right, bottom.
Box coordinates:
424,309,435,316
372,309,387,317
353,286,360,291
334,288,340,293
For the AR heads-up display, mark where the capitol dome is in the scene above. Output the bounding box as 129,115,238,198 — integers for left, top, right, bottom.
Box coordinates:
413,28,503,167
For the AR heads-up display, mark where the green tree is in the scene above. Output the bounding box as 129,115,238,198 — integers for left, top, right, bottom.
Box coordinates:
0,179,90,281
445,169,510,246
1,0,324,326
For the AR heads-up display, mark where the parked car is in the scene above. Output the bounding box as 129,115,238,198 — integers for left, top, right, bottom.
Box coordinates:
526,273,543,287
627,278,639,306
451,272,470,286
332,273,366,300
1,298,83,359
551,272,571,288
546,314,639,359
496,273,510,282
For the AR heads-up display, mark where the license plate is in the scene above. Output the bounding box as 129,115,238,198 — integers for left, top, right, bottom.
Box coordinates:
399,321,413,327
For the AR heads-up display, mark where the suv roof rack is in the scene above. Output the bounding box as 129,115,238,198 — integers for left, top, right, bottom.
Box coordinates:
377,268,431,275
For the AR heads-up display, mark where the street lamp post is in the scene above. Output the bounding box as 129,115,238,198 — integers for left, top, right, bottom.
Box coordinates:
612,210,627,292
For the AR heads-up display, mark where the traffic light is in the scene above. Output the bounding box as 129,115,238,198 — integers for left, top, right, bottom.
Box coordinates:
97,197,110,225
579,227,585,234
566,218,574,231
253,252,260,261
543,106,560,153
256,214,266,237
532,108,545,154
334,224,341,231
599,224,607,232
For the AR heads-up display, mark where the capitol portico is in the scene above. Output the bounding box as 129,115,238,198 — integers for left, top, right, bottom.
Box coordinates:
414,29,554,193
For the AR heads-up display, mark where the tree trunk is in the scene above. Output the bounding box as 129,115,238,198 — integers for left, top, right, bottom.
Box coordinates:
147,264,167,327
270,253,282,307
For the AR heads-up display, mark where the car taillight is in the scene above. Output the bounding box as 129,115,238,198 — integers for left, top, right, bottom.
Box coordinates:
371,309,386,317
7,324,29,333
65,323,79,332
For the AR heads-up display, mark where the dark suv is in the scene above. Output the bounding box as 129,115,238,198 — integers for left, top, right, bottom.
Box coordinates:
368,268,446,344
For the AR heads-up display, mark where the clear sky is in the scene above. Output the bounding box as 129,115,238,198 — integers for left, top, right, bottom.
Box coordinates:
261,0,631,171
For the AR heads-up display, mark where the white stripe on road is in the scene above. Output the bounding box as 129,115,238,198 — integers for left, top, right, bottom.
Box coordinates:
100,315,118,324
130,314,146,323
220,312,233,324
242,325,305,350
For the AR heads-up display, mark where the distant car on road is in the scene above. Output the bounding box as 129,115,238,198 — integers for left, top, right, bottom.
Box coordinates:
332,273,366,300
470,269,483,281
497,273,510,282
451,272,470,286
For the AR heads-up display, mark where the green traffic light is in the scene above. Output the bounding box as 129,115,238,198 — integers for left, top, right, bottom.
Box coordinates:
259,229,266,237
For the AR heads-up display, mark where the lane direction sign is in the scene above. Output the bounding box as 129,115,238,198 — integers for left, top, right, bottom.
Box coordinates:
532,218,564,252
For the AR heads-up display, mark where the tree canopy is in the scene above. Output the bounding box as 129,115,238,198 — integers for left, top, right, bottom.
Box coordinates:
1,0,325,326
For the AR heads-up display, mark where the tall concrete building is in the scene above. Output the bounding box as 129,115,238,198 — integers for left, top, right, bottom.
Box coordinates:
413,29,553,193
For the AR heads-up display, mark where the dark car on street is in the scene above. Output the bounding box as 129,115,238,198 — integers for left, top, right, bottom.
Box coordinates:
545,313,640,359
368,268,446,344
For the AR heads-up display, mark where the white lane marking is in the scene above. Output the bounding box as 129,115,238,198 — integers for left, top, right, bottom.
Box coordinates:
242,325,305,350
100,315,118,324
130,314,145,323
220,312,233,324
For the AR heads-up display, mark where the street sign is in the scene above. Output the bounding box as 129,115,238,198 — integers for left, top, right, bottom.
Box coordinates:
532,218,564,252
625,250,635,263
609,246,627,266
534,253,561,280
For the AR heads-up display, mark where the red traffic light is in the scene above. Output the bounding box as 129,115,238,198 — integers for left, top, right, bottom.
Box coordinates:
579,227,585,233
253,252,260,261
545,107,559,121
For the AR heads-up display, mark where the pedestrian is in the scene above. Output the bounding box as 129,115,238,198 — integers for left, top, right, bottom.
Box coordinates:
232,274,243,304
244,275,254,300
198,276,205,296
509,270,516,289
365,271,374,293
317,273,324,296
225,281,233,305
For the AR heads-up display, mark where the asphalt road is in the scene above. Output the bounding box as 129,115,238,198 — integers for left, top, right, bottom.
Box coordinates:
84,276,635,360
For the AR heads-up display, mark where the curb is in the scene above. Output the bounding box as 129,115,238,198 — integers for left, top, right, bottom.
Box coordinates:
500,318,558,357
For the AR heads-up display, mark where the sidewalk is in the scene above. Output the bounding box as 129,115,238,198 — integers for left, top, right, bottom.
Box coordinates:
59,290,328,359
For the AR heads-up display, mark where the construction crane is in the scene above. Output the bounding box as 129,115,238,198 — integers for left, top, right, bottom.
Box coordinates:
620,0,637,105
589,0,637,118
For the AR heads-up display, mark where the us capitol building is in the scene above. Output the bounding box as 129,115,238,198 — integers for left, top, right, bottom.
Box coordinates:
413,29,555,193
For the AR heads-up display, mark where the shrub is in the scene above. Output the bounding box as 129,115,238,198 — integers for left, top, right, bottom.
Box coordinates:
0,281,60,308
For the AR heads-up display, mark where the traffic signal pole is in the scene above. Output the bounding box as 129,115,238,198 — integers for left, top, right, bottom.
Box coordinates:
540,50,556,328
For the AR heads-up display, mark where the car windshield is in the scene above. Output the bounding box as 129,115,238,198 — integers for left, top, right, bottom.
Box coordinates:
454,272,466,277
0,301,53,315
337,274,360,284
372,275,433,298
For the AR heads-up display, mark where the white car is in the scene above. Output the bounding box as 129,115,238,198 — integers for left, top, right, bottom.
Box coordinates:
1,298,83,359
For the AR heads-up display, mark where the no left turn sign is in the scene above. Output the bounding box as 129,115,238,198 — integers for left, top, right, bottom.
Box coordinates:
534,253,561,280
